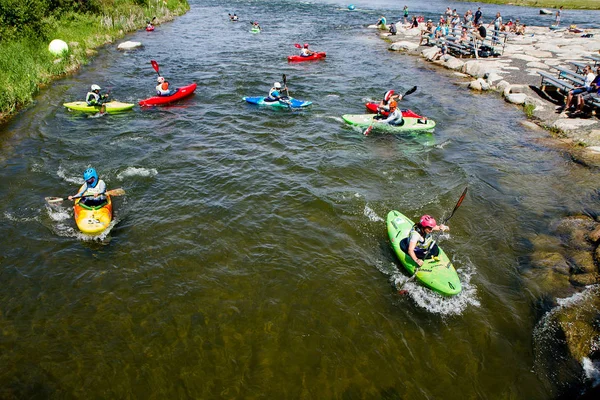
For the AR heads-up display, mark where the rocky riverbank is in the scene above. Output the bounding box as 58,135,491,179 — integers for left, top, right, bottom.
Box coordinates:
372,22,600,396
374,23,600,168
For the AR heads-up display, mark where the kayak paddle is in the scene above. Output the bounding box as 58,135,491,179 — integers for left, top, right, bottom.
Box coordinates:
397,186,468,293
364,86,418,135
46,188,126,204
151,60,160,76
281,74,294,109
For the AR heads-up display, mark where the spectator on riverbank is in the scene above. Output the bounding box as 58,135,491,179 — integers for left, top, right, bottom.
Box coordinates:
488,12,502,35
419,20,434,45
559,65,596,112
403,6,409,24
572,66,600,115
389,22,397,35
555,6,563,27
474,7,482,26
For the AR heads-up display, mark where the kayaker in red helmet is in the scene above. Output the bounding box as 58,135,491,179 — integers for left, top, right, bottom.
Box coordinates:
300,43,315,57
376,90,402,115
402,215,449,267
156,76,171,96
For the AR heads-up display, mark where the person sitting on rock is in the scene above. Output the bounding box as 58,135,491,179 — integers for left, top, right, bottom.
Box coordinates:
419,20,434,45
559,65,596,112
377,15,387,28
407,16,419,29
572,66,600,116
389,22,397,35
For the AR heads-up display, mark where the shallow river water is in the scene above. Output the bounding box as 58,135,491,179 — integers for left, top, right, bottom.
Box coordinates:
2,0,600,398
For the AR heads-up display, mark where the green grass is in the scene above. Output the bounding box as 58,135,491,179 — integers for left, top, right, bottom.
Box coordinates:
457,0,598,10
0,0,189,122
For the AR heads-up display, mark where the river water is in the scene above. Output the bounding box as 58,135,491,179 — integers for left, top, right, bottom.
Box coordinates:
2,0,600,398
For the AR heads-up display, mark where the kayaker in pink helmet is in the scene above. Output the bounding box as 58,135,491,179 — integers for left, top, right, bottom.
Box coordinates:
156,76,171,96
402,214,449,267
300,43,315,57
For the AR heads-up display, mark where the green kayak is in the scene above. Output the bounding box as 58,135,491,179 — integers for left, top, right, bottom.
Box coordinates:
63,101,135,114
386,210,461,296
342,114,436,133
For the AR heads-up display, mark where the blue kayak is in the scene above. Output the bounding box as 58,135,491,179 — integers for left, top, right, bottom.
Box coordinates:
243,96,312,108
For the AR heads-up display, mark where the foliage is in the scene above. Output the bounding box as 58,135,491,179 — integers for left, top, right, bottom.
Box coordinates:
457,0,597,10
0,0,189,121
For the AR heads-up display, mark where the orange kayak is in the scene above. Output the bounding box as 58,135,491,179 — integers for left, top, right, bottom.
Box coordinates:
74,195,113,234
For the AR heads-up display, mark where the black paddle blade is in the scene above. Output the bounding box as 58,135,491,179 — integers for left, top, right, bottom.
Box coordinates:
404,86,417,97
282,74,287,85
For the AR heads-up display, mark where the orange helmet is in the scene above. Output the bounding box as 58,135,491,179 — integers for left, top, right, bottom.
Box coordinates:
389,100,398,109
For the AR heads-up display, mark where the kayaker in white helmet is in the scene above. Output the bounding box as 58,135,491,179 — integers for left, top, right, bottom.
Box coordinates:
266,81,287,102
156,76,171,96
402,214,449,267
85,84,109,113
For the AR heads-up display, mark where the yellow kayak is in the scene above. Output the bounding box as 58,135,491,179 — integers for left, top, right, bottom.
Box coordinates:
74,195,113,234
63,101,135,113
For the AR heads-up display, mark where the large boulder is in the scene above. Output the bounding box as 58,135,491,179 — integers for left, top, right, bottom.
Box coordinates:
389,41,419,51
117,41,143,50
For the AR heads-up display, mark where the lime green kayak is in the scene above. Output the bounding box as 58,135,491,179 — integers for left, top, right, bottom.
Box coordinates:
63,101,135,113
387,210,461,296
342,114,436,133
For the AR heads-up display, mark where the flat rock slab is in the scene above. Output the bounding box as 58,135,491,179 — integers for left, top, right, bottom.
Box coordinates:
553,119,598,131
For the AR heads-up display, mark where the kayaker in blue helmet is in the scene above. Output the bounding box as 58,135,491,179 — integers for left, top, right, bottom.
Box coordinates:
68,168,107,207
266,81,287,102
300,43,315,57
156,76,171,96
379,100,404,125
86,84,109,113
403,215,449,267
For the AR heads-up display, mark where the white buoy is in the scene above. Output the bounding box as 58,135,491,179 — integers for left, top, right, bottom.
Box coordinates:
48,39,69,56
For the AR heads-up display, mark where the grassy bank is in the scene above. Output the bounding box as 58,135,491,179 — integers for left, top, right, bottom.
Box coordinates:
458,0,597,10
0,0,189,123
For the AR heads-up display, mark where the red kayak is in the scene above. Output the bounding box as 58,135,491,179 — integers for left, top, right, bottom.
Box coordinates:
146,26,155,31
287,52,326,62
139,83,197,106
365,102,423,118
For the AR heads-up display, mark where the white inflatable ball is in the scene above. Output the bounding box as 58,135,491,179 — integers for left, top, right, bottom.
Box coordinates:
48,39,69,56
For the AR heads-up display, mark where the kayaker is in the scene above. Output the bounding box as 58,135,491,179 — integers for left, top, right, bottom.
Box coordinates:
266,82,287,102
375,90,401,117
300,43,315,57
252,21,261,31
156,76,171,96
146,21,154,30
379,100,403,126
85,84,109,113
68,168,107,207
403,215,449,267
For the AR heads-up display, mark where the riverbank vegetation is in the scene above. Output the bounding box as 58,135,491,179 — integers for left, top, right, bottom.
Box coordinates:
0,0,189,122
459,0,596,10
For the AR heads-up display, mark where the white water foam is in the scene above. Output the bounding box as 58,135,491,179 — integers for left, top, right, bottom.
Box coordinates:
57,166,83,184
392,259,479,316
3,211,40,223
582,357,600,387
364,204,383,222
116,167,158,180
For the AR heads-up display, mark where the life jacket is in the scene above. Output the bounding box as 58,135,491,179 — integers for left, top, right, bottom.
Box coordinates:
408,225,433,251
156,81,170,96
86,91,100,105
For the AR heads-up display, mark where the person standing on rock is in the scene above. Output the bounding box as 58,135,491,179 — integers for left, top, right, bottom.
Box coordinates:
488,12,502,36
403,6,409,24
554,6,563,27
